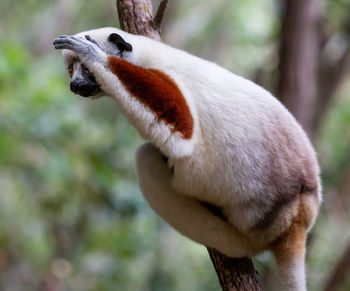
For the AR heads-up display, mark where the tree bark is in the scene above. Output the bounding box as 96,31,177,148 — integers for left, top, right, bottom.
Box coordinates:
324,242,350,291
277,0,320,137
115,1,261,290
117,0,161,41
278,0,350,137
208,248,261,291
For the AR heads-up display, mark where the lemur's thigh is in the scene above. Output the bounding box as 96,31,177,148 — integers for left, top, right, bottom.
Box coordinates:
135,142,251,258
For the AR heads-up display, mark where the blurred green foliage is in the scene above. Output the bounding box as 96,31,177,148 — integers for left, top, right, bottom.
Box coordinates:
0,38,220,291
1,0,350,291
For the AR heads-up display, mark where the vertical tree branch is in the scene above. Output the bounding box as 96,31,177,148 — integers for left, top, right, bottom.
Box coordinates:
115,1,261,290
153,0,169,32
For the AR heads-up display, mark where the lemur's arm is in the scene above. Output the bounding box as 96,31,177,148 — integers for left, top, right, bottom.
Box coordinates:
53,35,195,158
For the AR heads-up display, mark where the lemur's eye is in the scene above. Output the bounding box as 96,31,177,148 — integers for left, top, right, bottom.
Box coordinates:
68,66,74,78
83,65,90,74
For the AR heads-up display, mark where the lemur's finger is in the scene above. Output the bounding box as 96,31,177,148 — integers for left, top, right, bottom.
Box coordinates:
53,37,75,46
85,35,95,43
85,35,102,49
53,38,63,45
54,44,74,50
53,40,75,50
54,35,74,43
53,42,78,51
53,38,81,50
53,36,86,51
54,35,83,45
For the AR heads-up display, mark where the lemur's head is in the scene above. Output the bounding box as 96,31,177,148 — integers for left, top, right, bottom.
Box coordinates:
62,28,133,98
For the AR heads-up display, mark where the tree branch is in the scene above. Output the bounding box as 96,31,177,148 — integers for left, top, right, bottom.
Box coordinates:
208,248,261,291
154,0,169,32
115,1,261,290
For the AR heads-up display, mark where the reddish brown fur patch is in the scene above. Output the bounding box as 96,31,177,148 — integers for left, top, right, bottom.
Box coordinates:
108,56,194,139
270,201,308,264
271,221,306,265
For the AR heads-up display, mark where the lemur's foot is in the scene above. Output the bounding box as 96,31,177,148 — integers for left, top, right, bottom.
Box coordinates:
53,35,106,64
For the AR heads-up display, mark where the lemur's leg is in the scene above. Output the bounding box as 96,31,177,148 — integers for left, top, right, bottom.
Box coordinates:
136,142,252,258
270,219,307,291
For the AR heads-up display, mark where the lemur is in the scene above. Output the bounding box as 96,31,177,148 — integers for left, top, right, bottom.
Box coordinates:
54,27,321,291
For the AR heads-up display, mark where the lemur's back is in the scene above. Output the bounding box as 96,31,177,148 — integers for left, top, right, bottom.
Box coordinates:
163,45,321,232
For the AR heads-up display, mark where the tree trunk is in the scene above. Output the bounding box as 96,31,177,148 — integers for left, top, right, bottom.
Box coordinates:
278,0,350,137
324,243,350,291
115,1,261,290
117,0,161,41
278,0,320,137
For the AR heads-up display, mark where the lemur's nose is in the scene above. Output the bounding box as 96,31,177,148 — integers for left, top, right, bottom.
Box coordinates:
70,81,79,93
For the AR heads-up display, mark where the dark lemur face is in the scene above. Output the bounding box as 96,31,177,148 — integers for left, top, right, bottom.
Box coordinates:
68,59,101,97
66,33,133,98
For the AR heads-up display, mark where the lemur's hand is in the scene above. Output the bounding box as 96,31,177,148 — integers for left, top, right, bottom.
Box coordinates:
53,35,107,65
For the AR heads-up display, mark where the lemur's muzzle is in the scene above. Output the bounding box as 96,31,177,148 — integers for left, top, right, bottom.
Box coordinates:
70,80,99,97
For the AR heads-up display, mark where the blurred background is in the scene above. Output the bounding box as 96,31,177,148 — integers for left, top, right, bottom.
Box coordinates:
1,0,350,290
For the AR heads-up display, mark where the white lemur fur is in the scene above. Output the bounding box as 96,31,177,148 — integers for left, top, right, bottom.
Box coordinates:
54,27,321,291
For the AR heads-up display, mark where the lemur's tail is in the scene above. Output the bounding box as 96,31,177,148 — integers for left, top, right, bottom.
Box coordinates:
271,195,319,291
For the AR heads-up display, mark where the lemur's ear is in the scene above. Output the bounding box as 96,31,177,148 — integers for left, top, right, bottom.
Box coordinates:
108,33,133,52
